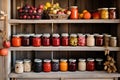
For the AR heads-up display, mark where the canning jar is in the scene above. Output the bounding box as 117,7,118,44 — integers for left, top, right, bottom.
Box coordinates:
110,37,117,47
86,58,95,71
109,8,116,19
34,59,42,72
32,34,42,47
23,59,31,72
78,58,86,71
15,60,23,73
60,59,68,72
43,59,51,72
52,59,59,71
21,35,30,46
52,33,60,46
70,6,78,19
42,33,50,46
97,8,102,18
68,59,76,71
29,34,35,46
96,35,103,46
104,34,111,46
12,35,21,47
95,58,103,71
87,35,95,46
70,34,77,46
101,8,109,19
61,33,69,46
78,34,86,46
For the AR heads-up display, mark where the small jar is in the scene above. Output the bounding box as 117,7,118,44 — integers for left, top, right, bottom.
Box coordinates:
70,6,78,19
60,59,68,72
52,33,60,46
23,59,31,72
43,59,51,72
78,34,86,46
68,59,76,71
87,35,95,46
95,58,104,71
12,35,21,47
34,59,42,72
32,34,42,47
21,35,30,46
86,58,95,71
78,58,86,71
96,35,103,46
29,34,35,46
61,33,69,46
101,8,109,19
70,34,77,46
42,33,50,46
15,60,23,73
104,34,111,46
52,59,59,71
110,37,117,47
109,8,116,19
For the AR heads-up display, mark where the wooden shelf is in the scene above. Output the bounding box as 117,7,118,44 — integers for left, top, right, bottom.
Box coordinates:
8,19,120,24
9,46,120,51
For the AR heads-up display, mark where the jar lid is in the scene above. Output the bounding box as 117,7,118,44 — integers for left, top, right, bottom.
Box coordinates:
16,60,23,64
29,34,35,36
43,33,50,38
105,34,111,37
97,8,102,10
78,33,83,36
52,33,60,37
23,34,30,37
97,35,103,37
69,59,76,62
24,59,31,62
110,37,117,39
60,59,67,62
44,59,51,62
70,34,77,37
85,33,90,36
101,8,108,10
93,33,99,36
34,34,42,37
52,59,59,62
12,35,20,37
109,7,116,9
87,35,94,37
34,59,42,62
70,6,78,8
87,58,94,61
61,33,69,37
79,58,86,61
96,58,103,62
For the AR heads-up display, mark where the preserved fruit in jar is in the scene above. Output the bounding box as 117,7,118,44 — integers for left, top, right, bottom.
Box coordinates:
86,58,95,71
21,35,30,46
78,34,85,46
12,35,21,47
68,59,76,71
43,59,51,72
109,8,116,19
15,60,23,73
61,33,69,46
96,35,103,46
52,33,60,46
70,34,77,46
87,35,95,46
110,37,117,47
95,58,104,71
101,8,109,19
42,33,50,46
78,58,86,71
23,59,31,72
60,59,68,72
34,59,42,72
70,6,78,19
52,59,59,71
32,34,42,47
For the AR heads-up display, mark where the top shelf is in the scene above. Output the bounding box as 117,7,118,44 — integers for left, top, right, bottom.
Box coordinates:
8,19,120,24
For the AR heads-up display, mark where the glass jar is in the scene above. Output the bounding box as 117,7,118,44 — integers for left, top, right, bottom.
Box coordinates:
87,35,95,46
109,8,116,19
32,34,42,47
15,60,23,73
110,37,117,47
97,8,102,18
52,33,60,46
42,33,50,46
96,35,103,46
70,6,78,19
86,58,95,71
52,59,59,71
104,34,111,46
61,33,69,46
101,8,109,19
29,34,35,46
34,59,42,72
68,59,76,71
23,59,31,72
78,34,86,46
70,34,77,46
21,35,30,46
12,35,21,47
60,59,68,72
43,59,51,72
95,58,104,71
78,58,86,71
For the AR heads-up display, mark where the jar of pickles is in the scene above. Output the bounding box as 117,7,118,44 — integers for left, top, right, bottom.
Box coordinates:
15,60,23,73
43,59,51,72
12,35,21,47
70,34,77,46
78,58,86,71
101,8,109,19
68,59,76,71
70,6,78,19
32,34,42,47
34,59,42,72
52,33,60,46
52,59,59,71
109,8,116,19
23,59,31,72
78,34,86,46
96,35,103,46
21,35,30,46
87,35,95,46
42,33,50,46
110,37,117,47
60,59,68,72
95,58,103,71
86,58,95,71
61,33,69,46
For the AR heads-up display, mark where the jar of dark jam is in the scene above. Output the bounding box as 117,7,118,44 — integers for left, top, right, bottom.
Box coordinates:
29,34,35,46
52,59,59,71
68,59,76,71
61,33,69,46
32,34,42,47
86,58,95,71
34,59,42,72
21,35,30,46
77,34,86,46
52,33,60,46
96,35,103,46
42,33,50,46
95,58,104,71
109,8,116,19
43,59,51,72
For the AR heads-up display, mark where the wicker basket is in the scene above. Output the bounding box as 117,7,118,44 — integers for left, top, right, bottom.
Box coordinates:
49,14,69,19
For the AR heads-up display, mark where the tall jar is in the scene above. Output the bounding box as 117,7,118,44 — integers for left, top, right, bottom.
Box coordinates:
70,34,77,46
110,37,117,47
15,60,23,73
101,8,109,19
42,33,50,46
104,34,111,46
68,59,76,71
21,35,30,46
52,33,60,46
43,59,51,72
60,59,68,72
23,59,31,72
61,33,69,46
77,34,86,46
32,34,42,47
86,58,95,71
34,59,42,72
70,6,78,19
78,58,86,71
87,35,95,46
52,59,59,71
95,58,104,71
109,8,116,19
12,35,21,47
96,35,103,46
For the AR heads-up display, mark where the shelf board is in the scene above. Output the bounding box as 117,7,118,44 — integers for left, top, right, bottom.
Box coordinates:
9,46,120,51
9,71,120,78
8,19,120,24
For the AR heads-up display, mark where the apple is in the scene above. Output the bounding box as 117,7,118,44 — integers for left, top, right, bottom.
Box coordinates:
27,15,31,19
66,10,71,15
31,15,35,19
0,48,8,56
57,11,62,14
36,15,41,19
37,9,43,13
24,9,28,13
29,9,33,13
18,8,23,13
92,12,100,19
3,40,11,48
39,4,44,9
23,15,27,19
33,10,37,13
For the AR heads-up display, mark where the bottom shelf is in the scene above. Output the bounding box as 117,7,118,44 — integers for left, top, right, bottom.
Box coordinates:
9,71,120,78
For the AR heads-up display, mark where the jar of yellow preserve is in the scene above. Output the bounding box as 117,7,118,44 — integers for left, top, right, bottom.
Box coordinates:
101,8,109,19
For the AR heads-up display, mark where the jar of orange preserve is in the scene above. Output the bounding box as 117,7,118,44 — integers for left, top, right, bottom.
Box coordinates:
70,6,78,19
60,59,68,72
12,35,21,47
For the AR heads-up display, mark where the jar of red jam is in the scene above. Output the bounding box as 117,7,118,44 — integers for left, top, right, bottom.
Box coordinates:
32,34,42,47
21,35,30,46
109,8,116,19
29,34,35,46
70,6,78,19
43,59,51,72
68,59,76,71
96,35,103,46
52,33,60,46
86,58,95,71
78,34,86,46
12,35,21,47
42,33,50,46
61,33,69,46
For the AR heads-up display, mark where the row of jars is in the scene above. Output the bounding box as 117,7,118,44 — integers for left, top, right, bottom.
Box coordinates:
12,33,117,47
15,58,104,73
